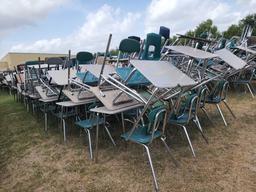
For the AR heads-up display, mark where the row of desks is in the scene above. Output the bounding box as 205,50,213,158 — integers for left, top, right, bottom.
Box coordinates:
38,45,254,162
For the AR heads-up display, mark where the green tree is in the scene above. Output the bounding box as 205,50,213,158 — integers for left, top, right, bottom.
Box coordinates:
223,24,243,39
193,19,221,37
184,19,220,38
223,13,256,39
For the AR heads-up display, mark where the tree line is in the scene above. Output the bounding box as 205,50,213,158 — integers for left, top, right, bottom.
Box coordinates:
176,13,256,40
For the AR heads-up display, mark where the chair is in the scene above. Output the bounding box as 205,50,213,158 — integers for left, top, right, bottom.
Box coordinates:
169,93,208,157
121,106,177,192
116,38,150,87
197,86,213,125
119,38,140,54
45,57,64,70
76,51,94,65
196,31,208,50
205,80,236,126
75,103,116,159
232,68,255,98
76,71,98,86
159,26,170,41
141,33,162,60
159,26,170,53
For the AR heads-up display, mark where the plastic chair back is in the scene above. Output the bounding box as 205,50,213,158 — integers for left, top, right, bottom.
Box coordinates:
141,33,161,60
159,26,170,40
76,52,94,65
196,32,208,50
176,93,198,124
147,106,166,143
119,38,140,54
45,57,63,65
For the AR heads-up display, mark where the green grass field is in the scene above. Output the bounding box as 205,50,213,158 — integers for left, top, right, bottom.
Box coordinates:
0,91,256,192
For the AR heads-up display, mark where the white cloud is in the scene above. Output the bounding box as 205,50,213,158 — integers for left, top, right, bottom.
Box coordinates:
0,0,67,35
145,0,256,35
5,0,256,56
10,4,141,54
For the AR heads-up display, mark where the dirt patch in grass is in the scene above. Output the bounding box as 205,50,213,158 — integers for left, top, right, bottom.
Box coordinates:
0,91,256,192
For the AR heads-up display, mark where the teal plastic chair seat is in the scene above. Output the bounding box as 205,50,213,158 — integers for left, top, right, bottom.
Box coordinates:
169,113,190,125
75,118,104,129
205,96,222,104
116,67,150,86
121,126,161,144
76,72,98,85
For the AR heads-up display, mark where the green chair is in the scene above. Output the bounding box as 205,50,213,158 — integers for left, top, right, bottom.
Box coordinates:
169,93,208,157
116,38,150,87
119,38,140,54
45,57,64,70
205,80,236,126
141,33,162,60
196,31,208,50
75,103,116,159
197,86,213,124
121,106,177,191
231,68,255,98
76,71,98,86
76,51,94,65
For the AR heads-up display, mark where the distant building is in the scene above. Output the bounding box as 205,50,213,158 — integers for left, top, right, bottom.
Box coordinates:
0,52,68,71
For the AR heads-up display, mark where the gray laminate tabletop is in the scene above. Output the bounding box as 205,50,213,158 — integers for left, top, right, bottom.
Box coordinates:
130,60,196,88
47,69,76,86
215,49,246,70
90,103,143,115
166,45,217,59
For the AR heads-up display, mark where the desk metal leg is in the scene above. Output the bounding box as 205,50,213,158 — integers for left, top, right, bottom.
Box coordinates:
121,112,125,133
44,103,48,132
61,106,67,142
63,119,66,142
95,113,99,163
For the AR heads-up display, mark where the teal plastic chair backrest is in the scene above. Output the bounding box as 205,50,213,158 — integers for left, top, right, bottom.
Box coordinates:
76,52,94,65
45,57,63,69
141,33,161,60
218,38,227,49
174,93,198,124
198,86,208,108
147,106,166,142
209,80,228,100
25,60,40,69
196,31,208,50
159,26,170,41
119,38,140,54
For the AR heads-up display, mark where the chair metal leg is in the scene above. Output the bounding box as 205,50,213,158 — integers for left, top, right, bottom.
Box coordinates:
85,129,93,160
63,119,67,142
246,83,254,98
160,137,179,167
216,104,227,126
44,112,48,132
201,107,214,125
223,100,236,119
182,126,196,157
142,144,159,192
193,118,209,144
104,126,116,146
194,115,203,132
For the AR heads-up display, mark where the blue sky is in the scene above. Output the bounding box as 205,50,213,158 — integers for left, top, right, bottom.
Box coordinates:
0,0,255,58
